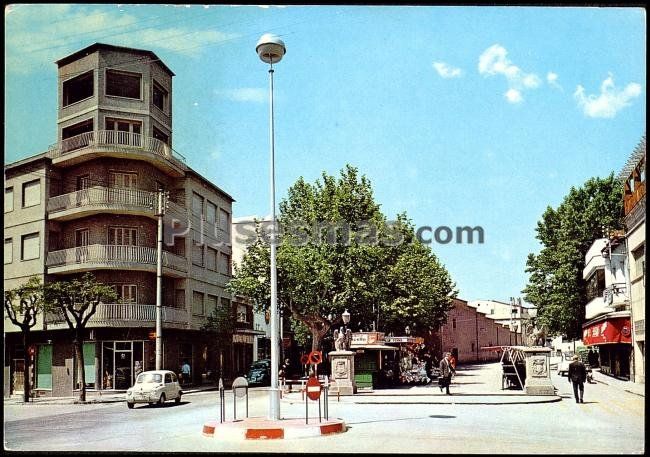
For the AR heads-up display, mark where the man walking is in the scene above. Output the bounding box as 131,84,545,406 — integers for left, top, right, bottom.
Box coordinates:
181,360,191,386
439,352,455,395
568,354,587,403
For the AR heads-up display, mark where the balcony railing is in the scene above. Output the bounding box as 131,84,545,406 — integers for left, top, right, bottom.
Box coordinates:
47,186,156,215
48,130,186,168
46,244,187,273
45,303,189,327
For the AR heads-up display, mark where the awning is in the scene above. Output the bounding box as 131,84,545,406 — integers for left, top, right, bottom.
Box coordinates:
582,316,632,345
351,344,398,351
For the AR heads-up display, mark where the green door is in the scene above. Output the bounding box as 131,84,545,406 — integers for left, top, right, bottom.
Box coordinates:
83,343,96,384
37,345,52,389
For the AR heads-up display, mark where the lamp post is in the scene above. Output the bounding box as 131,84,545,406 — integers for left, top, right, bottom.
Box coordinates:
342,309,350,331
256,33,286,421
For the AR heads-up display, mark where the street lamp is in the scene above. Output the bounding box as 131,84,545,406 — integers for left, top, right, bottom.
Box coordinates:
256,33,286,421
342,309,350,328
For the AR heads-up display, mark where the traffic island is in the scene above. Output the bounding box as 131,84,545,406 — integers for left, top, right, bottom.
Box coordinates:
202,417,346,440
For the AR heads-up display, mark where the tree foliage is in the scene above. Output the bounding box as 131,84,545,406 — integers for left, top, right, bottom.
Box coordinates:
522,174,623,339
4,276,48,402
45,273,117,402
228,165,457,350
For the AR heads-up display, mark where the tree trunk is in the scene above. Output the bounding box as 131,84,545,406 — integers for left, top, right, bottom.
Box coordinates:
74,332,86,402
22,330,30,403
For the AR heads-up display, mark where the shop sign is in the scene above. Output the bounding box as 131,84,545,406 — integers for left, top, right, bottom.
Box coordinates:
232,334,254,344
582,317,632,345
351,332,385,345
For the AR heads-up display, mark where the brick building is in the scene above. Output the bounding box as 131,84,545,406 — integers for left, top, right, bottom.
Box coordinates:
438,298,522,363
3,43,255,397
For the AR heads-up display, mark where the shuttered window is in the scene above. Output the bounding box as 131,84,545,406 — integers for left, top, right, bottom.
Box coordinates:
22,180,41,208
21,233,40,260
5,187,13,212
192,291,204,315
37,345,53,389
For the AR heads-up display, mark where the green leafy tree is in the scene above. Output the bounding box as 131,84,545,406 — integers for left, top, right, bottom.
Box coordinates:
4,276,47,403
229,165,457,350
523,174,623,339
200,301,236,379
45,273,117,402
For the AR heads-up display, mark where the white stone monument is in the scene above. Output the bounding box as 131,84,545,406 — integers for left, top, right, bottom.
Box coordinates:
521,346,555,395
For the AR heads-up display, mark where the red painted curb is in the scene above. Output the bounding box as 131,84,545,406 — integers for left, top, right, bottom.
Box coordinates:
245,428,284,440
202,424,216,436
320,423,344,435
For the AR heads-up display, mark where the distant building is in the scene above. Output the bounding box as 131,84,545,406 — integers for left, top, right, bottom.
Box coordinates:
467,299,533,335
619,136,645,384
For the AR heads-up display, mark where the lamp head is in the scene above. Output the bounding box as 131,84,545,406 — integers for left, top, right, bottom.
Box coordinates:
256,33,286,64
342,309,350,325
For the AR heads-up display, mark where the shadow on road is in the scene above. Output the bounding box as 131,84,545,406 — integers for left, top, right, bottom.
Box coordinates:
347,415,456,426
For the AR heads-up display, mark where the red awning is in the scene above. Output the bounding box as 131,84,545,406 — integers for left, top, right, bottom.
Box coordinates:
582,317,632,345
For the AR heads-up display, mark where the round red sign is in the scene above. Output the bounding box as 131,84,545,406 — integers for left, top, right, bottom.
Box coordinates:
308,350,322,365
306,376,321,401
621,325,631,337
300,354,309,365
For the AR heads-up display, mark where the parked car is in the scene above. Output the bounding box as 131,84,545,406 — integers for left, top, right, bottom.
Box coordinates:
246,359,271,386
557,351,574,376
126,370,182,408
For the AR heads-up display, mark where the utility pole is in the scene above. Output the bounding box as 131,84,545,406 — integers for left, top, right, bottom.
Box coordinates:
155,189,167,370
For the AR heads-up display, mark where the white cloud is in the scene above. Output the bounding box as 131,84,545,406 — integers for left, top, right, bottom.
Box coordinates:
574,74,642,118
547,72,562,90
5,4,238,74
215,88,267,103
504,89,523,104
432,61,463,78
478,44,541,103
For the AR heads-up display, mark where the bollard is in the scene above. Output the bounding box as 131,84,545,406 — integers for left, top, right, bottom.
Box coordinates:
218,377,225,423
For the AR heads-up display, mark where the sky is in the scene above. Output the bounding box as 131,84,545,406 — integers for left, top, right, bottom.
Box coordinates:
4,5,646,304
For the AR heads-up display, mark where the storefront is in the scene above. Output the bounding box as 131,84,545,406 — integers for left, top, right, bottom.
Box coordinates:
583,313,632,379
350,332,397,389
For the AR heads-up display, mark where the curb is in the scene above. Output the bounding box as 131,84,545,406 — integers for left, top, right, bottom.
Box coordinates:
202,418,346,440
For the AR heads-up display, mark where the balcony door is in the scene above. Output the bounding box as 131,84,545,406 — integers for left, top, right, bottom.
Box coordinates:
109,172,137,206
105,119,141,147
75,229,89,263
108,227,137,262
75,175,90,207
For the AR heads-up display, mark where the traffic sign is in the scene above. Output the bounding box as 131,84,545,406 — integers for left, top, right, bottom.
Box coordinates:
300,354,309,365
308,350,322,365
306,376,321,400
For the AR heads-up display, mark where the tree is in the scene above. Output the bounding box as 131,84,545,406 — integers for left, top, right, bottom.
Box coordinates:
522,174,623,339
4,276,47,403
45,273,117,402
229,165,457,351
200,301,236,379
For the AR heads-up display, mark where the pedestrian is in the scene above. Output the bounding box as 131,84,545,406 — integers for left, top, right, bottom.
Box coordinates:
568,354,587,403
181,360,191,386
438,352,456,395
587,348,598,368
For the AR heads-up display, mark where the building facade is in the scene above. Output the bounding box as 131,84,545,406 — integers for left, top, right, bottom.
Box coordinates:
3,43,254,397
620,136,646,383
581,236,632,379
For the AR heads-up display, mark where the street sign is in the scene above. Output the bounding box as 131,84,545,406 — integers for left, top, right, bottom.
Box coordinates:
300,354,309,365
306,376,321,401
232,376,249,398
308,350,322,365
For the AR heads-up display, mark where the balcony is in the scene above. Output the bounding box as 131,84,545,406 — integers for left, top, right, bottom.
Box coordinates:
585,283,628,320
47,186,156,221
48,130,186,177
44,303,189,329
46,244,187,277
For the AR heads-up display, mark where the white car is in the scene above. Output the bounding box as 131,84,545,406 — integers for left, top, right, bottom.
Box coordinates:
126,370,182,408
557,351,574,376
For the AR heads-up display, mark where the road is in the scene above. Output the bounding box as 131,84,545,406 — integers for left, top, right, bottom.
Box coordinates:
4,368,644,453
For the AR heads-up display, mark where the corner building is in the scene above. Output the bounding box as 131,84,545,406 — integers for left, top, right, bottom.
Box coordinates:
3,43,246,397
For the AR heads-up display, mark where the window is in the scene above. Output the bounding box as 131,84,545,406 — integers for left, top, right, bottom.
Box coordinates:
165,373,172,384
21,232,40,260
109,227,137,245
62,119,93,140
192,192,204,217
109,171,138,189
206,247,217,271
633,244,645,280
206,201,217,225
152,81,168,111
218,252,231,275
192,242,204,267
152,126,169,145
628,176,635,193
236,304,248,323
112,284,137,303
221,297,231,311
63,70,93,106
586,269,606,301
105,119,142,145
452,318,456,330
192,291,204,315
106,69,141,99
5,187,14,212
22,180,41,208
206,295,218,316
4,238,13,264
218,209,230,232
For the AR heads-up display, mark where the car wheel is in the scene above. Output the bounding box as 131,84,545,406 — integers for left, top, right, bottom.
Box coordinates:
127,402,134,409
158,393,166,406
175,393,181,404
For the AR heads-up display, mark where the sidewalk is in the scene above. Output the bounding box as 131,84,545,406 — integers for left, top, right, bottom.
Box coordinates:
4,383,220,406
282,362,562,405
591,369,645,397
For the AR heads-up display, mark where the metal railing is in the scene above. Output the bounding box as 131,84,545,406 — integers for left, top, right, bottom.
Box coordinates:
47,186,156,214
45,303,189,325
46,244,187,273
48,130,186,167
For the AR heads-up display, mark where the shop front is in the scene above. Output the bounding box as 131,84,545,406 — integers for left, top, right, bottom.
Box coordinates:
350,332,397,389
583,313,632,379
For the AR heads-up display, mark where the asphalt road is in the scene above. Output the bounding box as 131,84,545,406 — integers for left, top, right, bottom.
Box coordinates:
4,369,644,453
